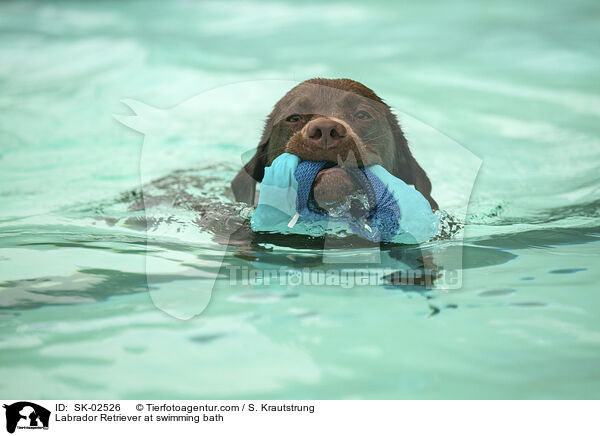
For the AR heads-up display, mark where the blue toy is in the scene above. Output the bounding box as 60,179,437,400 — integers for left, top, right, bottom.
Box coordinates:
250,153,439,244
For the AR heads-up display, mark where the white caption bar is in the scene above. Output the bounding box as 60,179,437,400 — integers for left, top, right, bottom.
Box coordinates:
0,400,597,436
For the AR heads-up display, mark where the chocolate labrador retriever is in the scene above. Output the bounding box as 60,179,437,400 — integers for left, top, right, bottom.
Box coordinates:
231,78,438,212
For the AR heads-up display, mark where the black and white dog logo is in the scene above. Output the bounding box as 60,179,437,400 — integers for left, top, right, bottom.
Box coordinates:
3,402,50,434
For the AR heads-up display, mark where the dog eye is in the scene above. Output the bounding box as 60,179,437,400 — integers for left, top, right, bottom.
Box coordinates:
286,114,301,122
355,111,371,120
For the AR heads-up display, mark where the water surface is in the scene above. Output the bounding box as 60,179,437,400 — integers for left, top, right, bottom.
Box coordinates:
1,0,599,399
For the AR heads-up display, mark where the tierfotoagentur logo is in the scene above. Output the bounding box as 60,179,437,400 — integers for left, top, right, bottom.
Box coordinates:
3,402,50,434
225,265,454,289
116,80,481,320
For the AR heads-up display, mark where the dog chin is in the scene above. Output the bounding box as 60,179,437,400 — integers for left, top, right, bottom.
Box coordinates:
311,167,371,220
313,168,355,206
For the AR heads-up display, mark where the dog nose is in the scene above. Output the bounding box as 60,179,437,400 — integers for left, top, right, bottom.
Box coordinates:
305,118,346,148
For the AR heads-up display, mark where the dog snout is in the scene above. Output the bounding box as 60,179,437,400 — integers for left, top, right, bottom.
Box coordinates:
305,118,346,148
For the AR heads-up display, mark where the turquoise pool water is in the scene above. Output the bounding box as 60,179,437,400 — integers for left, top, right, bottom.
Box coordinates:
1,0,599,399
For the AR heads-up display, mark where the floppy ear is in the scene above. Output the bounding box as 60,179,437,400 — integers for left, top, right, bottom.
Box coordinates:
388,113,438,211
231,115,274,204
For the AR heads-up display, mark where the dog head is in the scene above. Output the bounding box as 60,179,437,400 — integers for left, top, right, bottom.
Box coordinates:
232,78,437,211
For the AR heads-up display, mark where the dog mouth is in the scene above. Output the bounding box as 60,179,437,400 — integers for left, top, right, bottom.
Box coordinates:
287,135,365,166
283,118,381,217
284,117,370,168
